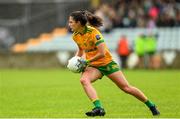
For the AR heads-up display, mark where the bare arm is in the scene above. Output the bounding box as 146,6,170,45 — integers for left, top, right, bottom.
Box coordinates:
76,46,84,57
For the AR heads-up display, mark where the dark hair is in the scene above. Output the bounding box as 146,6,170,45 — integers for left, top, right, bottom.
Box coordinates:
70,10,103,27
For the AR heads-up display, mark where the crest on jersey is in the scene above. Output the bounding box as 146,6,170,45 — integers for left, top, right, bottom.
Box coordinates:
96,35,101,40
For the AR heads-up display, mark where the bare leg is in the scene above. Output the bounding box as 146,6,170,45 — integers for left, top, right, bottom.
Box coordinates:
107,71,147,102
80,67,106,116
107,71,160,115
80,67,102,101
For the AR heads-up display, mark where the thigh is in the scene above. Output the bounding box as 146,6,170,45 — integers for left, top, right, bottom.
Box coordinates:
81,67,103,83
107,71,129,88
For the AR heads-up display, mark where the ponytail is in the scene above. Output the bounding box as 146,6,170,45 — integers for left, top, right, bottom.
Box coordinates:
70,10,103,27
84,11,103,27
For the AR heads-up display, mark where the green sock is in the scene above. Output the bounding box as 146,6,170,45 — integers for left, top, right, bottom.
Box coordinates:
93,99,102,108
145,100,155,108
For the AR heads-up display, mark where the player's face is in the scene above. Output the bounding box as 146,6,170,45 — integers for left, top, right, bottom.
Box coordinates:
69,16,81,32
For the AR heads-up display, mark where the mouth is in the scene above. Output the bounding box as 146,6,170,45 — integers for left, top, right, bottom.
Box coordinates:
69,27,73,32
68,26,73,31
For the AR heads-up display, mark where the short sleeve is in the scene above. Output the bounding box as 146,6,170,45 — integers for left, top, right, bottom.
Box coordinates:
92,29,104,46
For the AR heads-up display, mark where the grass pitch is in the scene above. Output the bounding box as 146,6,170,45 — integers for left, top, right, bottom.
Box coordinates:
0,69,180,118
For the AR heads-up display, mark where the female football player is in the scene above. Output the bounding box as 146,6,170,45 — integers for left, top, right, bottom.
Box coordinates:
68,10,160,117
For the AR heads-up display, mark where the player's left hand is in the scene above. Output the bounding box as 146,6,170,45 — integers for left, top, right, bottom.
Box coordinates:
78,58,90,71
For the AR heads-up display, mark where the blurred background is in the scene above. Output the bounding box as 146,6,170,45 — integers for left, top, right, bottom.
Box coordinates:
0,0,180,69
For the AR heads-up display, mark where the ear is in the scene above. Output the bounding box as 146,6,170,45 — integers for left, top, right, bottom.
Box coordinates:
77,21,81,26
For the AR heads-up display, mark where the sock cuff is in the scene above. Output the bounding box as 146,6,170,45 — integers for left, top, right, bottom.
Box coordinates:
92,98,99,103
145,100,155,107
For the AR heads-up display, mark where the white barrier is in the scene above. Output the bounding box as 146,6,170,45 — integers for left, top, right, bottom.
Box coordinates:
27,28,180,52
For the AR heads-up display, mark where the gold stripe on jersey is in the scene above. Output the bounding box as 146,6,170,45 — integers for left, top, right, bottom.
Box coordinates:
72,31,79,37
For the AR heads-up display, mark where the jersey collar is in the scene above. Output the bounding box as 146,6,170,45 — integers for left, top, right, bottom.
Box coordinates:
77,25,88,35
83,25,88,34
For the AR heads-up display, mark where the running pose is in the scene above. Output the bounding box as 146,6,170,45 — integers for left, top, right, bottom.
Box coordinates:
68,10,160,117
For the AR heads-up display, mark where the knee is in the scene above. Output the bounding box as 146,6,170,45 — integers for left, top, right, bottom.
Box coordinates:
80,78,90,86
121,86,132,94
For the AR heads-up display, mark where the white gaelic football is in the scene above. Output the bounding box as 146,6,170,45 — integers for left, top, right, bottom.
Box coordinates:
67,56,83,73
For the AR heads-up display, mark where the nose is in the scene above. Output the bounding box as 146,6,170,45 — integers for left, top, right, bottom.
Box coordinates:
68,23,72,28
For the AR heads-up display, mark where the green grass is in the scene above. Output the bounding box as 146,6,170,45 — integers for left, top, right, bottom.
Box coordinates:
0,69,180,118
